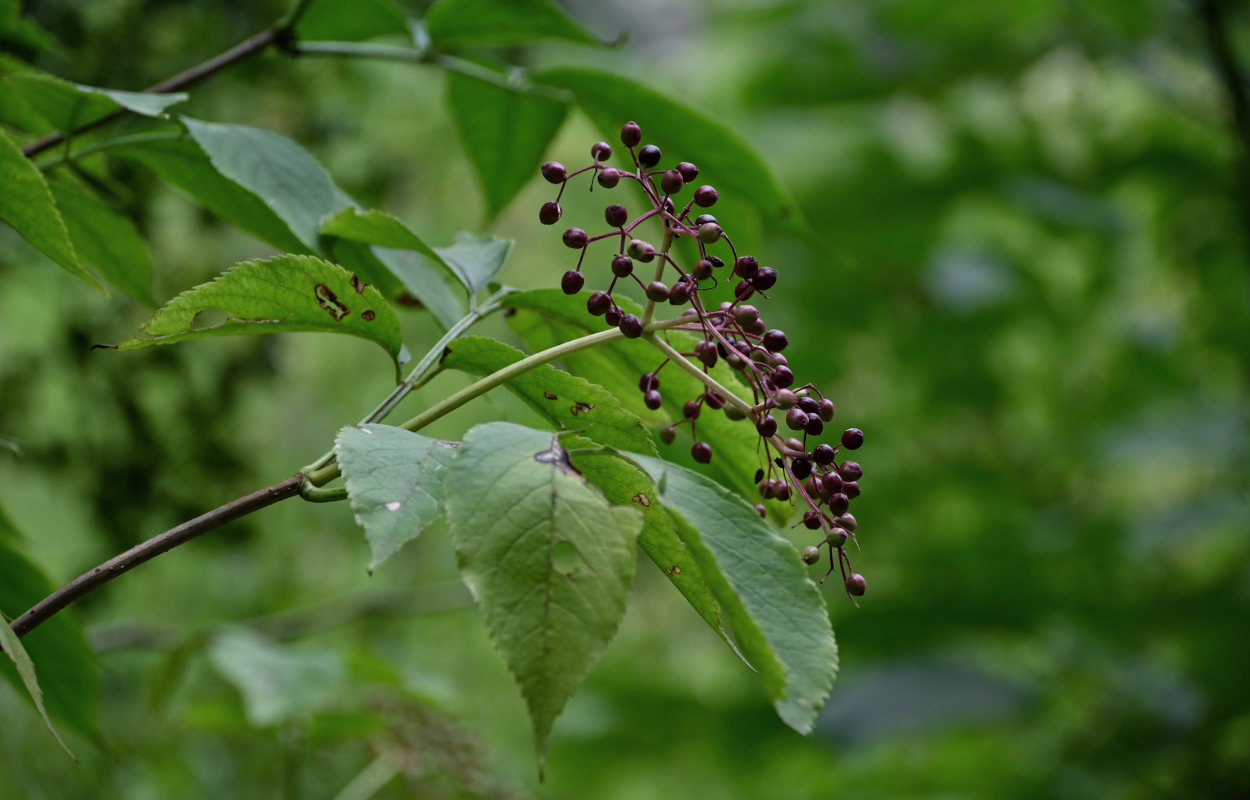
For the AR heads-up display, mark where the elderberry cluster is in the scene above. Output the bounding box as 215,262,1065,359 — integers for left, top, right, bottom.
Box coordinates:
538,121,869,600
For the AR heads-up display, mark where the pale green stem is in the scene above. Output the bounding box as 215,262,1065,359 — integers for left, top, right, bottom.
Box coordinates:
643,333,755,417
35,130,185,171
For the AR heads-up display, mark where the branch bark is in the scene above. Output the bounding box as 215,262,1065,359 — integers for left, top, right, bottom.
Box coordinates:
1194,0,1250,245
5,475,302,644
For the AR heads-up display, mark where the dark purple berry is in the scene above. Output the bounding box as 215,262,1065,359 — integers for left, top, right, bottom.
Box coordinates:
772,366,795,389
845,573,867,597
619,313,643,338
707,255,725,268
838,461,863,481
660,425,677,444
841,428,864,450
754,468,766,484
842,480,861,499
791,457,812,479
605,204,628,227
605,307,622,326
797,397,819,414
801,546,821,565
660,170,684,194
694,185,718,207
683,400,702,420
822,471,844,495
703,391,726,410
762,329,789,353
644,388,662,409
611,255,634,278
818,399,836,421
734,281,756,300
587,291,611,315
591,141,612,161
645,281,669,302
756,415,778,437
695,340,718,367
804,414,824,436
697,222,722,244
691,441,712,463
597,168,622,188
733,304,759,326
753,267,778,291
675,162,699,182
694,214,718,226
784,437,805,455
691,259,714,280
639,372,660,392
802,511,823,530
785,408,807,431
734,256,759,279
828,493,850,515
668,279,692,305
776,483,791,501
753,503,767,518
812,443,835,466
539,201,561,225
541,161,566,184
561,270,584,294
562,228,587,248
639,144,662,167
621,121,642,147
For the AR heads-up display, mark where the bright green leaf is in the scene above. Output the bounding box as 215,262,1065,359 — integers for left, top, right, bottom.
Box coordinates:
445,70,567,219
0,608,73,758
371,246,468,329
207,628,346,727
295,0,410,42
106,254,404,377
49,179,155,306
440,336,655,453
0,127,101,290
434,231,513,295
336,424,459,570
2,72,185,132
445,422,643,767
626,453,837,734
181,117,352,249
425,0,598,47
115,137,307,253
534,67,805,230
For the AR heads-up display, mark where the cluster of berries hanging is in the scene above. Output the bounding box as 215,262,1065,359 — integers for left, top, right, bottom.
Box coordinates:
538,121,868,600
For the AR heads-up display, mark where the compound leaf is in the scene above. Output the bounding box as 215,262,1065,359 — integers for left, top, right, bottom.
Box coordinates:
336,424,459,570
444,422,642,769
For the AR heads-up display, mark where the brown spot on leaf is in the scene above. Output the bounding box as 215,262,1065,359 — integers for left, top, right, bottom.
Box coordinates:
533,438,580,476
395,293,424,309
314,284,349,321
544,392,558,401
571,401,594,416
361,310,376,321
349,274,369,294
664,565,682,575
631,493,650,507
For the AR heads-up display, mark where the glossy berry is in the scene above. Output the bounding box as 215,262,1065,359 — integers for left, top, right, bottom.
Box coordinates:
734,281,755,300
562,228,587,248
797,397,819,414
804,414,824,436
694,185,718,207
801,546,821,565
691,441,712,463
772,366,795,389
645,281,669,302
691,259,714,280
605,204,628,227
659,425,676,444
587,291,611,316
818,399,836,421
821,471,844,494
668,279,692,305
695,340,718,367
812,443,835,466
826,528,848,548
836,513,857,531
621,121,642,147
838,461,863,481
644,389,663,409
841,428,864,450
842,480,861,499
627,240,655,261
753,266,778,291
845,573,867,597
694,214,718,226
828,493,850,515
611,255,634,278
802,510,823,530
774,389,798,409
639,144,662,167
704,390,726,410
591,141,612,161
675,162,699,182
619,314,643,338
791,457,812,479
660,170,684,194
539,201,561,225
597,168,622,188
762,329,789,352
756,415,778,437
561,270,584,294
604,307,622,326
697,222,722,244
786,408,807,431
683,400,702,420
753,503,767,518
639,372,660,392
733,304,759,326
541,161,566,184
734,256,759,279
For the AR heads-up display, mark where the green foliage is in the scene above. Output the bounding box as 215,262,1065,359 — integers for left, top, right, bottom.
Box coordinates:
294,0,409,42
432,231,512,295
336,424,458,570
2,72,186,131
424,0,598,47
48,179,155,306
206,628,347,727
444,422,643,767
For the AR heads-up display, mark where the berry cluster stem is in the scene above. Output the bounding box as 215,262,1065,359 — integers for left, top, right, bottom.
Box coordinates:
640,228,676,327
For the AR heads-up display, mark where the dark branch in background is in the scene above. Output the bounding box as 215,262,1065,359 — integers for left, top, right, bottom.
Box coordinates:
1194,0,1250,245
19,0,315,159
3,476,302,645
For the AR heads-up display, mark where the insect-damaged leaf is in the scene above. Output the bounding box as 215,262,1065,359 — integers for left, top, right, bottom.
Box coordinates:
444,422,642,771
104,254,404,378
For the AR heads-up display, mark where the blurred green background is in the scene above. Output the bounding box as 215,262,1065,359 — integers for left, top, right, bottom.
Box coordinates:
2,0,1249,797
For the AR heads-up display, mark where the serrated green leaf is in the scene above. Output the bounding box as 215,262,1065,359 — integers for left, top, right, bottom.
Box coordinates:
425,0,598,47
434,231,513,295
2,72,185,132
441,336,655,453
49,179,155,306
115,137,307,253
446,70,567,219
534,67,805,230
626,453,837,734
0,608,72,758
503,288,781,517
0,127,101,291
295,0,410,42
445,422,643,768
336,424,458,570
107,254,404,375
0,517,95,754
181,117,352,249
207,628,346,727
370,246,468,329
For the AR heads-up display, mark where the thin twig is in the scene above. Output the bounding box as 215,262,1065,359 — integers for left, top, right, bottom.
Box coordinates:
4,475,303,644
1194,0,1250,251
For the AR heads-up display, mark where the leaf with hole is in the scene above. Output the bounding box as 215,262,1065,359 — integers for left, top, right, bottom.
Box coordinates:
104,254,404,378
337,424,459,570
444,422,642,769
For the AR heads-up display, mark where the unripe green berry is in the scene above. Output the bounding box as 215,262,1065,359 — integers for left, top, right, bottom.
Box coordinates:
801,546,821,565
697,222,722,244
